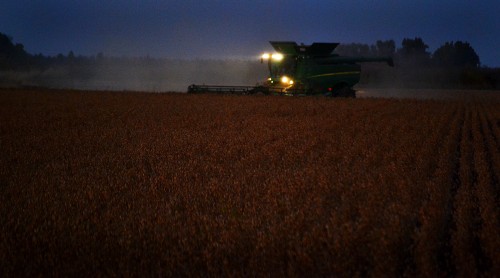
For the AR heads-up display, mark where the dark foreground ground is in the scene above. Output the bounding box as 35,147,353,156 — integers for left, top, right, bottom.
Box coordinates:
1,88,499,276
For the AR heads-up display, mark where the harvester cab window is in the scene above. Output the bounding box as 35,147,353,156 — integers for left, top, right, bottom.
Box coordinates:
271,55,295,77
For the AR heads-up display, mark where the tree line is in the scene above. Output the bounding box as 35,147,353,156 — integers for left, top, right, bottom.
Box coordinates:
0,32,486,70
1,32,499,90
334,37,480,68
0,32,142,71
334,38,498,89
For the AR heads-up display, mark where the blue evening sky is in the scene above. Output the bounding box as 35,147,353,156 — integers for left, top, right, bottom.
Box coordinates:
1,0,499,66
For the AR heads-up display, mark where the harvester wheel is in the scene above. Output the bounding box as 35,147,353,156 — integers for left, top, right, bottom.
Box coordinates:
251,86,268,96
334,86,356,98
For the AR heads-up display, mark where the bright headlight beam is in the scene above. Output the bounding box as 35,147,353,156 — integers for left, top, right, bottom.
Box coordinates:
271,53,284,61
261,53,270,60
280,76,294,85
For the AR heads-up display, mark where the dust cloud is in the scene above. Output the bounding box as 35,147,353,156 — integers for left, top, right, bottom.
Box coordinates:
2,58,496,100
0,59,268,92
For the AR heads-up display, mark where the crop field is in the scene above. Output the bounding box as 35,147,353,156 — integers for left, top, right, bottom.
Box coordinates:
0,88,499,276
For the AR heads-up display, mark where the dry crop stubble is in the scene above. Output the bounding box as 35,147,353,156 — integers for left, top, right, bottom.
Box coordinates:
0,88,499,276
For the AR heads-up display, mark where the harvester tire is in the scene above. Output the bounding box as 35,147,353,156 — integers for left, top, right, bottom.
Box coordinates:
250,86,268,96
335,86,356,98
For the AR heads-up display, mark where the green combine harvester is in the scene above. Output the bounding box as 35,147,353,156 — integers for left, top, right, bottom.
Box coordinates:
188,41,393,97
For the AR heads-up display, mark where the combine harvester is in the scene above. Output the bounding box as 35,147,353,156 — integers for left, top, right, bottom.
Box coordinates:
188,41,393,97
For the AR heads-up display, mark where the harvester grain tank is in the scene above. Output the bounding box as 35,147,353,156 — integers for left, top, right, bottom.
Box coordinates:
188,41,393,97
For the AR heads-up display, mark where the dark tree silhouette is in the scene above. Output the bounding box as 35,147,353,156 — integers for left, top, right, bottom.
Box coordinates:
375,40,396,57
433,41,480,68
397,37,431,66
0,32,31,69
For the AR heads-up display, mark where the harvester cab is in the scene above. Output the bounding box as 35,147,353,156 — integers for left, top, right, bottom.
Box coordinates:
261,42,340,93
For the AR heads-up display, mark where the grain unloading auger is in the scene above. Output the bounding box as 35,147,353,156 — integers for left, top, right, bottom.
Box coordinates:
188,41,393,97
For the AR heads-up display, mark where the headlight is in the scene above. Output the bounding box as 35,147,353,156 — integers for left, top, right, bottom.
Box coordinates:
271,53,284,61
261,53,270,60
281,76,293,85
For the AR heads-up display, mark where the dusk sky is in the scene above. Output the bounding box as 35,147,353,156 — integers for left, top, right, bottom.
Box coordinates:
1,0,499,66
